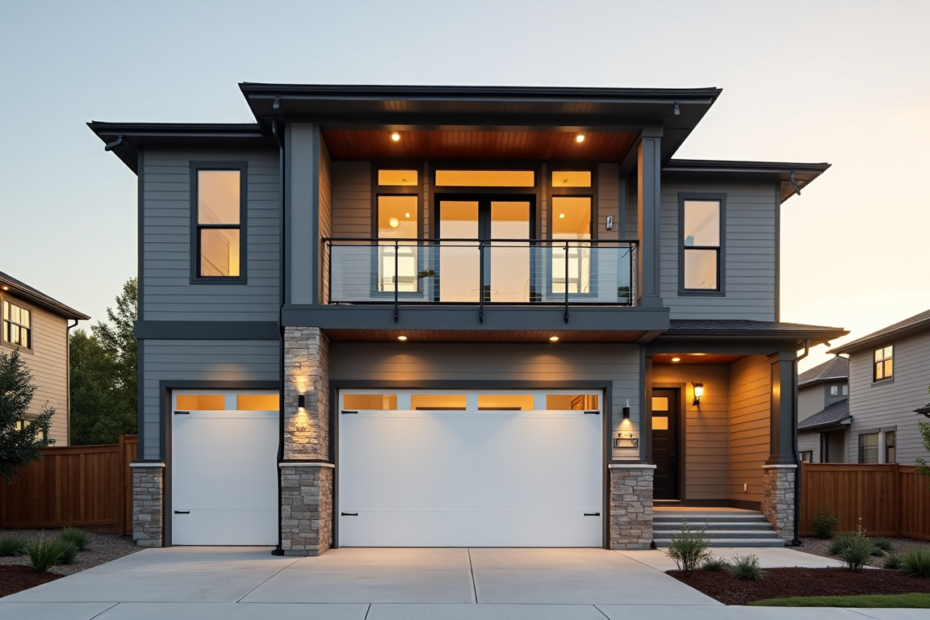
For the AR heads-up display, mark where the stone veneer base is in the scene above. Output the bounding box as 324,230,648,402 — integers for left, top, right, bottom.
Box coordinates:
608,464,656,550
280,463,334,556
130,463,165,548
761,464,797,542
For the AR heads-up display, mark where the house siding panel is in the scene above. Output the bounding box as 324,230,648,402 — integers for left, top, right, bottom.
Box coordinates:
331,161,372,239
660,182,778,321
140,339,279,460
847,330,930,465
728,355,771,503
798,433,820,463
320,139,333,303
141,148,280,321
798,385,825,421
597,164,619,241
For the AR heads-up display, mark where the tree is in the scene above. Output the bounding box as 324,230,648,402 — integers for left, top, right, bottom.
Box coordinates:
69,277,138,445
0,350,54,483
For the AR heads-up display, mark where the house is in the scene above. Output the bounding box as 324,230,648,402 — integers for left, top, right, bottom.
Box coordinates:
0,270,89,445
88,83,846,553
830,309,930,465
797,356,850,463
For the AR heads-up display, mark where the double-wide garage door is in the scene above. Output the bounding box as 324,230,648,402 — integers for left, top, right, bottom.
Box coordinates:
338,390,603,547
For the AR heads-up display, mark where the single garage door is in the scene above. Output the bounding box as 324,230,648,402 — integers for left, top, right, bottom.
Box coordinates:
338,390,603,547
171,390,279,545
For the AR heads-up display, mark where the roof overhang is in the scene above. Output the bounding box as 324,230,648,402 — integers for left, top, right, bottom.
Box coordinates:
798,416,852,433
663,159,831,203
660,320,848,348
831,317,930,355
0,275,89,320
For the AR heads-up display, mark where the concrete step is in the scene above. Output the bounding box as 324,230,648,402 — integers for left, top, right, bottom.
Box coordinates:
654,521,776,532
654,537,786,548
654,513,768,523
655,529,778,539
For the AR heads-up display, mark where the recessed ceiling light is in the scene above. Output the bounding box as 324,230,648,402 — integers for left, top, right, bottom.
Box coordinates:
391,132,401,142
549,336,559,342
575,134,585,143
397,335,408,341
405,213,410,217
1,286,7,290
389,218,399,228
559,213,565,219
671,357,681,362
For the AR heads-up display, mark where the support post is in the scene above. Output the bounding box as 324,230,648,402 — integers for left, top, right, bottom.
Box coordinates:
636,129,663,308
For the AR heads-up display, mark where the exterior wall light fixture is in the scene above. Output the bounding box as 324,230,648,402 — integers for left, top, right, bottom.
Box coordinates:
622,398,631,420
692,382,704,407
297,395,306,410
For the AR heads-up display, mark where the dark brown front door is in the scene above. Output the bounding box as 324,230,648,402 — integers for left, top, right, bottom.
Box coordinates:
652,388,680,500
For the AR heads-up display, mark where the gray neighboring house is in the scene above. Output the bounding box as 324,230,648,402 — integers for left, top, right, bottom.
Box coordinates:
88,82,847,554
831,309,930,465
797,356,850,463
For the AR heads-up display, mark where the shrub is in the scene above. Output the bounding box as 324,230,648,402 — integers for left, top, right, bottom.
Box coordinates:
729,553,766,581
27,536,76,574
838,535,874,571
701,556,730,571
812,504,840,539
0,535,28,557
884,553,902,570
58,527,90,551
871,537,894,553
666,521,712,577
899,549,930,579
829,533,856,555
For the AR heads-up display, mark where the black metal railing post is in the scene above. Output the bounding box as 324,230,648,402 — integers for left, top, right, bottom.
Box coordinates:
563,241,570,323
479,241,485,324
393,239,399,322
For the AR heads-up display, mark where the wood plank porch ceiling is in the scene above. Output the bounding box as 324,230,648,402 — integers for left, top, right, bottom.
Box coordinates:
324,329,647,343
652,353,746,365
322,129,637,161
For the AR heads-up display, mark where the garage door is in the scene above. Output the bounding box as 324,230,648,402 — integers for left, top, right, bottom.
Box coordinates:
338,390,603,547
171,391,279,545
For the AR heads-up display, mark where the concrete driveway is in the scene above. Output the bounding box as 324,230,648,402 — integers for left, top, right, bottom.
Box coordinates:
0,547,913,620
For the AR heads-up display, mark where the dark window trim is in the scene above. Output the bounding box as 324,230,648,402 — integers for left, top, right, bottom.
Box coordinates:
872,344,894,383
1,296,35,353
857,431,880,464
678,193,726,296
189,161,249,285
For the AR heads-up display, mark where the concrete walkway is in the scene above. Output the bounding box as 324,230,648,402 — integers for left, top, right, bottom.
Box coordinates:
0,547,918,620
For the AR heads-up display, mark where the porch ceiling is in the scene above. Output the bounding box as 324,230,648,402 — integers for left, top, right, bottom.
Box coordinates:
652,353,745,365
324,329,647,343
321,129,637,161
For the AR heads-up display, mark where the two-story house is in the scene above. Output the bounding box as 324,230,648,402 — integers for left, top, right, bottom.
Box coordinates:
0,270,89,445
830,310,930,465
797,356,850,463
89,83,846,553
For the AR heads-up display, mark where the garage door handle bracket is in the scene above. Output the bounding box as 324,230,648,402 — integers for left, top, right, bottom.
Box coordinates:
174,510,190,514
174,411,190,415
584,512,600,517
584,410,599,415
341,410,358,415
341,512,358,516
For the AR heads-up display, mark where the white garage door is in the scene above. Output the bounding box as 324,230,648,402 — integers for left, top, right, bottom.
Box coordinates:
338,390,603,547
171,390,279,545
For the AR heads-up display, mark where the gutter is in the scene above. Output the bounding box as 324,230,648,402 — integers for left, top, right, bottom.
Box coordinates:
792,339,810,546
271,119,286,557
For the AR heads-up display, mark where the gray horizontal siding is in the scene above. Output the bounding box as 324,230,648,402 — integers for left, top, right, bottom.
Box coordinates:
798,385,825,421
798,433,821,463
660,181,778,321
142,148,280,321
331,161,372,238
141,339,279,460
329,342,641,460
847,330,930,464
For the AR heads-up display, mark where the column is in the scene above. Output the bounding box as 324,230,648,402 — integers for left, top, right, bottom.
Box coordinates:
762,351,799,542
636,129,663,308
130,462,164,548
609,463,656,550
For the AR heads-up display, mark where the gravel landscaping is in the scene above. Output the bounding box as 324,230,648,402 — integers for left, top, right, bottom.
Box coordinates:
792,536,930,568
0,529,139,578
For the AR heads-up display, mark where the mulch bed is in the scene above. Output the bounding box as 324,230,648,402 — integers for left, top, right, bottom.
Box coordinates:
669,567,930,605
0,565,61,598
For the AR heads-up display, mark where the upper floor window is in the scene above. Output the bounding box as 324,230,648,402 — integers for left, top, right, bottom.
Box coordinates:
681,197,723,292
830,385,838,395
858,432,879,464
873,345,893,381
842,385,849,396
192,165,246,281
2,300,31,349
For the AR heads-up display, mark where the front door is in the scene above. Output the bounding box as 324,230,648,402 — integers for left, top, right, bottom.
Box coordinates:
651,388,680,500
436,197,534,302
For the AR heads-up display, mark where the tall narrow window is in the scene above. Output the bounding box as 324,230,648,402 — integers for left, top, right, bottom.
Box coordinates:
682,199,722,291
195,168,243,278
552,196,592,294
873,345,893,381
884,431,896,463
377,195,419,292
2,300,31,349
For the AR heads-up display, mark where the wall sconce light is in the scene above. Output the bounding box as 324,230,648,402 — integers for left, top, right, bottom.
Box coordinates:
622,398,631,420
297,395,306,410
692,382,704,406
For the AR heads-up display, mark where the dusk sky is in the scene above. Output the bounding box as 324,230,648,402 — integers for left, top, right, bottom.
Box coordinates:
1,0,928,370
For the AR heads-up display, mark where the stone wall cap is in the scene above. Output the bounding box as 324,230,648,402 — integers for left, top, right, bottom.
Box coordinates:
608,463,657,469
762,464,799,469
279,462,335,469
129,462,166,468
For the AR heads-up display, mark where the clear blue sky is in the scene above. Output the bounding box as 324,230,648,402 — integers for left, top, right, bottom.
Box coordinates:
2,0,928,370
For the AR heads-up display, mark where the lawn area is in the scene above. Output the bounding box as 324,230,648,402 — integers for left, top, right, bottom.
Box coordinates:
751,592,930,608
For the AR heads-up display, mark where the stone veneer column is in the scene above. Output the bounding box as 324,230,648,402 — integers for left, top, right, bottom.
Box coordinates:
609,463,656,550
281,326,332,555
761,464,796,542
129,463,164,548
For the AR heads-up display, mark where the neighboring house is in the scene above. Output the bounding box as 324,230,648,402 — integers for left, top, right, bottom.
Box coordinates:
0,270,89,445
89,83,846,553
831,309,930,465
797,356,850,463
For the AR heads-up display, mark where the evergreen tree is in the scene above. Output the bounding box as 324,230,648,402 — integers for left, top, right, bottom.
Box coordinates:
0,350,54,483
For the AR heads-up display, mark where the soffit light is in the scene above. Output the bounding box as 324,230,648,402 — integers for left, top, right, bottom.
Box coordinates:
559,213,565,219
549,336,559,342
1,286,7,290
397,335,408,341
671,357,681,363
575,134,585,143
389,218,399,228
692,382,704,406
391,132,401,142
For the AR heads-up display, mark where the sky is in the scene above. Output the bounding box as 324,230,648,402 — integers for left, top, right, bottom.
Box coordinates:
1,0,928,371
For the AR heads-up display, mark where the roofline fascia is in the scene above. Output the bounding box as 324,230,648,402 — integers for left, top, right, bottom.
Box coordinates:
665,159,831,174
798,418,852,433
0,277,90,320
798,376,849,389
830,320,930,355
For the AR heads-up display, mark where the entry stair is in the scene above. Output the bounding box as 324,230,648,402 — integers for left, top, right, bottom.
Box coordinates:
653,509,785,548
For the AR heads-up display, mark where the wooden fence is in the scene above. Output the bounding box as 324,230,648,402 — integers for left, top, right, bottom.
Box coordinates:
800,463,930,540
0,435,137,536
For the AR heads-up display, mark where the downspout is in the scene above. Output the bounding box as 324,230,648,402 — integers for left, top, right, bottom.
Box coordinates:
792,338,811,546
271,118,286,556
66,319,80,446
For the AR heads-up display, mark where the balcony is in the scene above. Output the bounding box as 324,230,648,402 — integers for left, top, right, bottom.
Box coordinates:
324,238,637,321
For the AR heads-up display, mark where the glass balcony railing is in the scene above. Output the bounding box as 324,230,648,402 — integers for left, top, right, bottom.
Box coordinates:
323,238,637,311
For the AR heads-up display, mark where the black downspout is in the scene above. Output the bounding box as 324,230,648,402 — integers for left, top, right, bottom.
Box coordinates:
271,119,286,556
66,319,80,445
792,339,810,546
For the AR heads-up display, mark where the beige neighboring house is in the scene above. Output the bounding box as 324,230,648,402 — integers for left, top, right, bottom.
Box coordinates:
0,270,89,445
